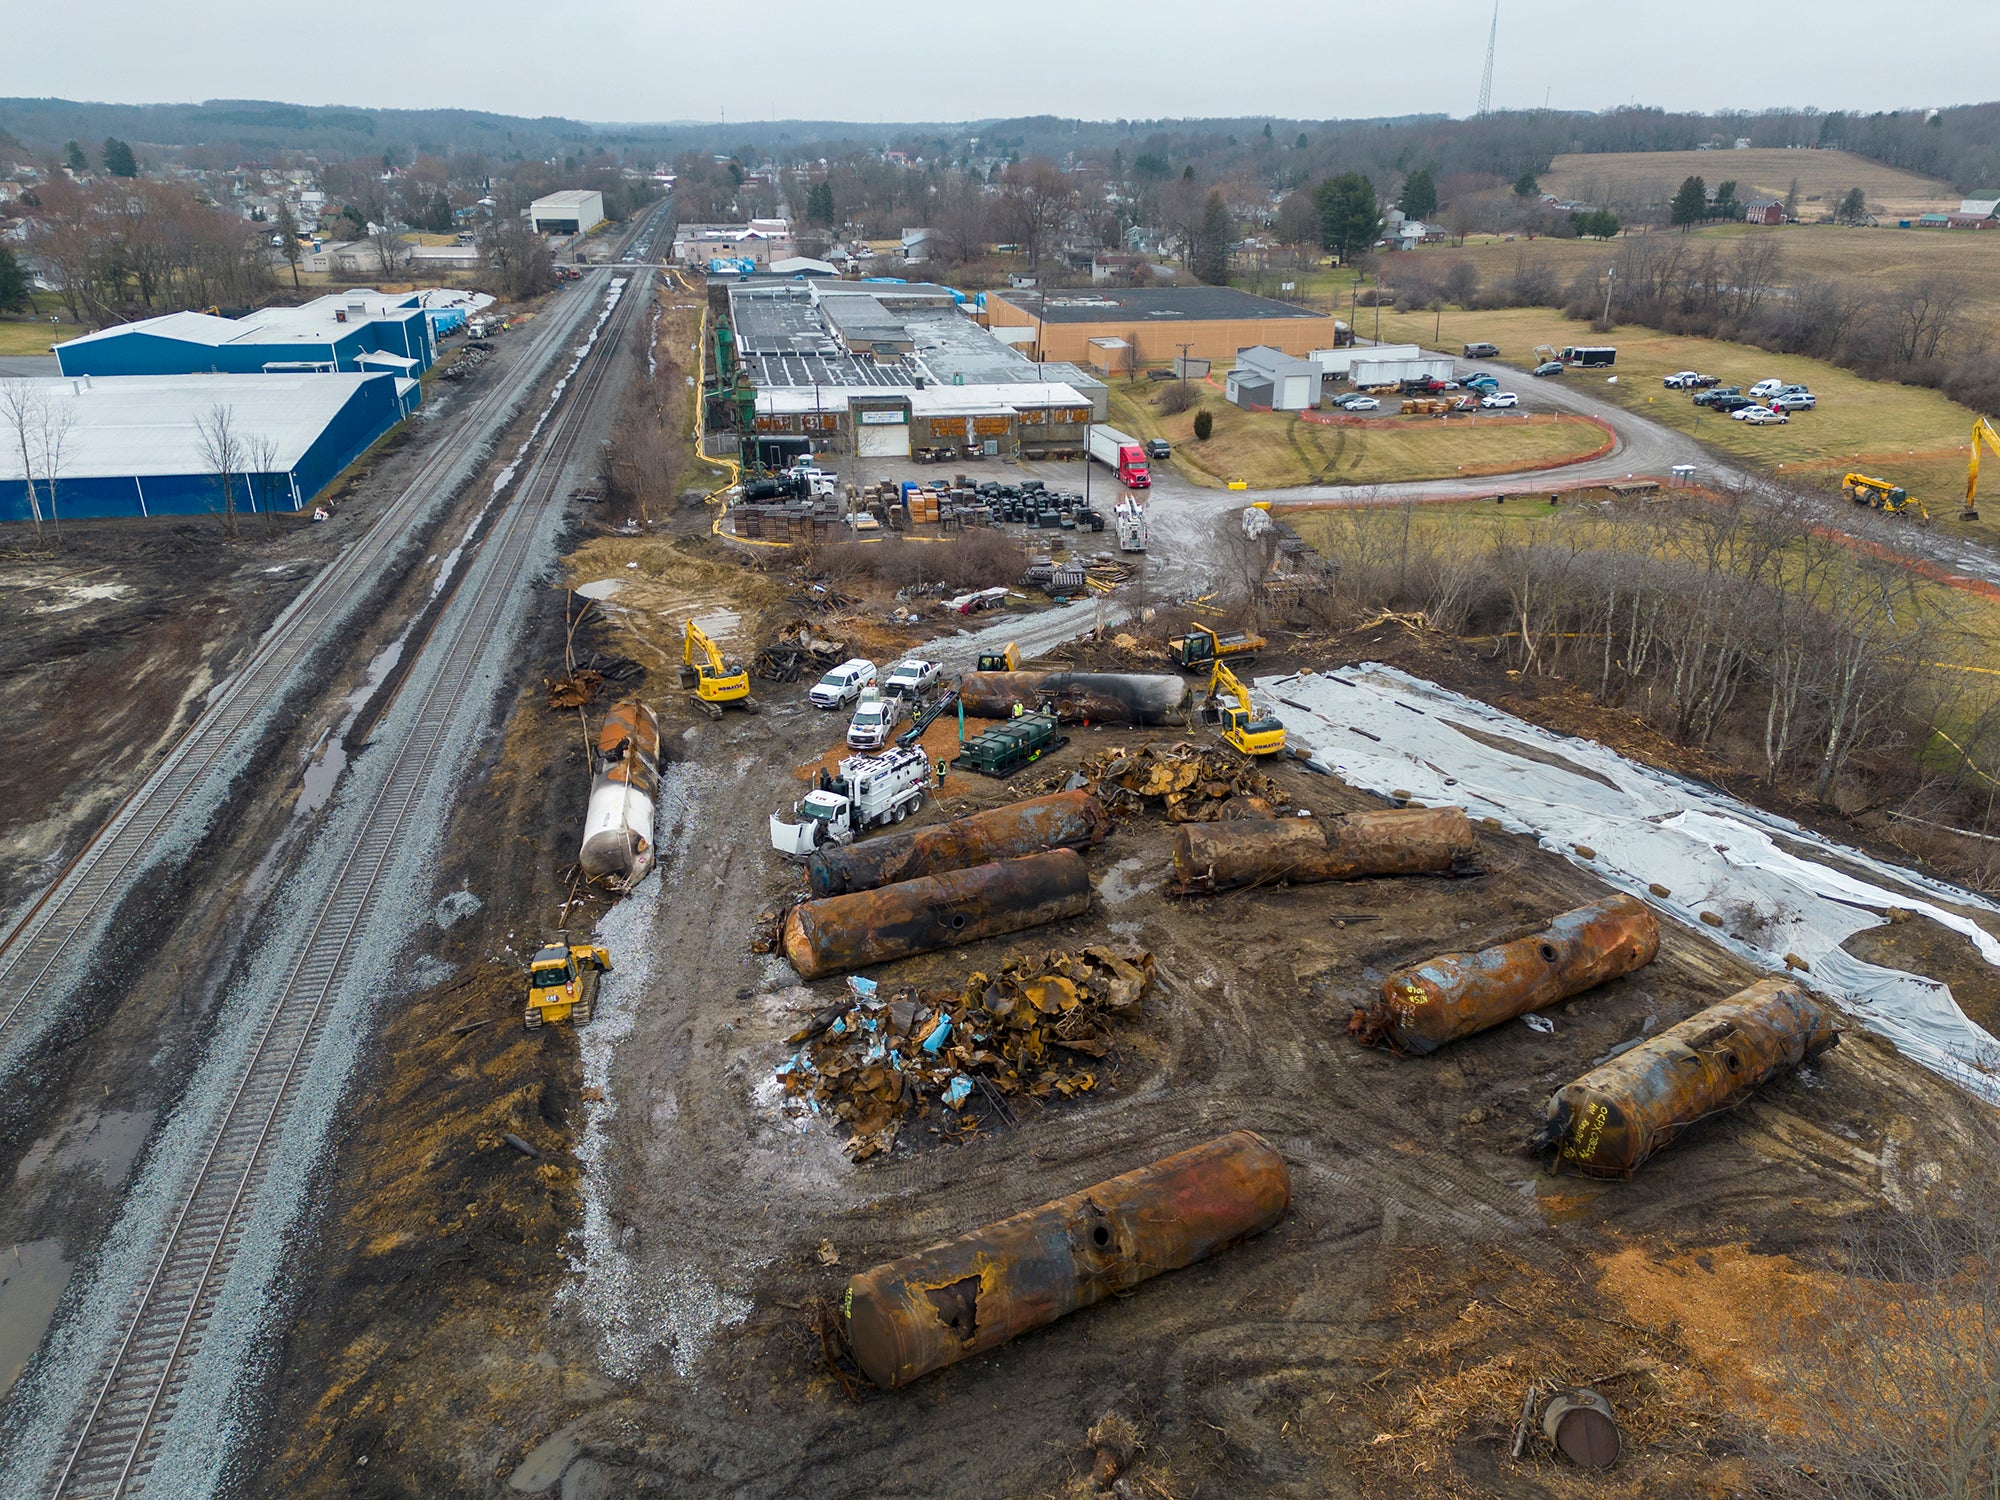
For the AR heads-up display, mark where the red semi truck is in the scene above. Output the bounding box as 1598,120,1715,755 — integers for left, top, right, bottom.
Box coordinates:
1087,425,1151,488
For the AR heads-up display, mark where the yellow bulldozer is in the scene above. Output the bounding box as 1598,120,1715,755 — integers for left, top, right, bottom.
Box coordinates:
525,935,612,1029
680,618,757,719
1203,662,1286,757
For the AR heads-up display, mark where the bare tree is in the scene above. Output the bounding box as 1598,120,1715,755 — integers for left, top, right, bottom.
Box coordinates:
0,379,48,544
369,215,412,278
32,392,77,544
244,431,287,532
195,404,244,536
1884,272,1968,365
997,158,1076,272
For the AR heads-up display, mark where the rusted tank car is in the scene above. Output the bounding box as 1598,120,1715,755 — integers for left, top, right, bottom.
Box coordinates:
957,672,1192,726
1532,977,1839,1177
781,848,1092,980
1172,807,1477,893
842,1130,1291,1389
578,699,661,890
1353,895,1659,1053
807,790,1110,898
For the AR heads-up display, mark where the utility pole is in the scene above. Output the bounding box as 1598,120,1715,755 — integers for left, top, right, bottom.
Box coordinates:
1176,340,1194,403
1601,266,1616,326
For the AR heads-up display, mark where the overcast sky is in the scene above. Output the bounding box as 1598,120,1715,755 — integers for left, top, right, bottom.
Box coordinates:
5,0,1995,127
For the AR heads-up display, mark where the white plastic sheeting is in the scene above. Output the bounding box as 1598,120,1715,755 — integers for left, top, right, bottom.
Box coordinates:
1268,663,2000,1104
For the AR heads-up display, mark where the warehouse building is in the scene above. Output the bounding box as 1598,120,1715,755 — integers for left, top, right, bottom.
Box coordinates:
981,285,1341,370
722,277,1103,465
0,372,415,523
529,190,605,237
54,291,437,379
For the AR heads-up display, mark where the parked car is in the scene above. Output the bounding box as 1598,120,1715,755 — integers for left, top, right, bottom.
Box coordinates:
1337,394,1381,412
1707,394,1757,414
1145,437,1171,459
1532,361,1565,377
1480,391,1520,409
1663,371,1705,388
1748,379,1788,400
883,658,943,699
845,689,908,750
1771,391,1817,412
1462,373,1500,392
1462,341,1500,358
1732,405,1790,425
1693,386,1744,408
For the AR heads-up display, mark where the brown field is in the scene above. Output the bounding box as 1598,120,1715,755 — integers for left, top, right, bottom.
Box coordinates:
1542,147,1960,218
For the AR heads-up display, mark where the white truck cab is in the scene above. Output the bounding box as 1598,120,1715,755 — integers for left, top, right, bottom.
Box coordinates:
808,658,877,709
769,746,931,854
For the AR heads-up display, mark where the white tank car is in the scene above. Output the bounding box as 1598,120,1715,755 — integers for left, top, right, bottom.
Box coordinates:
580,699,661,889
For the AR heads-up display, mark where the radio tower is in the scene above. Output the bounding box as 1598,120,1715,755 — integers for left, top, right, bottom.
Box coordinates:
1476,1,1498,116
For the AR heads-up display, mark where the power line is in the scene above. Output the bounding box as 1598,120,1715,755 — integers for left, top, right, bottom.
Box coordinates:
1477,1,1499,117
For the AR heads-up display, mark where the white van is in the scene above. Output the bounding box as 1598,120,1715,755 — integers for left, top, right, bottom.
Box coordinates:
809,658,877,709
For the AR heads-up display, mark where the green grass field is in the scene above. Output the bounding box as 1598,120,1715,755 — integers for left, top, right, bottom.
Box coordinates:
1105,378,1604,489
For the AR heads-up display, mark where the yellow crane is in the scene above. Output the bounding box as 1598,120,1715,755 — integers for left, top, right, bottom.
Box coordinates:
1204,663,1286,757
1964,416,2000,521
680,619,756,719
1842,472,1929,522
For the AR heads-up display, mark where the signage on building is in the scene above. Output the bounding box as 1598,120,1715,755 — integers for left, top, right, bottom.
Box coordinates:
858,409,908,425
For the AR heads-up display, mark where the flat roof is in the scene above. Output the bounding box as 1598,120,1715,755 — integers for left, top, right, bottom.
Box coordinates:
58,290,430,353
755,381,1088,418
532,190,601,209
988,286,1333,324
0,373,390,480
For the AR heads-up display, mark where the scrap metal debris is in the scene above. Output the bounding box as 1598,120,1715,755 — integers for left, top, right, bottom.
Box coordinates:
773,947,1156,1161
1032,741,1291,823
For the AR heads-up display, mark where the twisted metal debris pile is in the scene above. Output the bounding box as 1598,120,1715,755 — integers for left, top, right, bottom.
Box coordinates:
774,946,1155,1161
1040,741,1291,823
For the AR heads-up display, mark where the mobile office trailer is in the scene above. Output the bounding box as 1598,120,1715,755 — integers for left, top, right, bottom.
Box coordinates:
1562,347,1617,367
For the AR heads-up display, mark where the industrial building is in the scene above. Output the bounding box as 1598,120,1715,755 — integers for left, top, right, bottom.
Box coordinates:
980,285,1341,371
529,190,605,237
1227,346,1321,411
54,291,439,380
673,220,795,269
718,276,1106,466
0,372,416,523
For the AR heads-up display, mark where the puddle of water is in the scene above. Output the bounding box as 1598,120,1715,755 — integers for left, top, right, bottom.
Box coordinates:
298,636,409,819
0,1240,71,1401
14,1108,155,1188
690,607,741,643
574,578,627,601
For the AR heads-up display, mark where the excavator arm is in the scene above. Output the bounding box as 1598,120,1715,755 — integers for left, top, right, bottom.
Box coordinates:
1967,417,2000,521
681,619,754,715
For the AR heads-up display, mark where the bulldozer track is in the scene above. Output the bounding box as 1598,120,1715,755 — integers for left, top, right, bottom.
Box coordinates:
35,231,658,1499
0,209,665,1086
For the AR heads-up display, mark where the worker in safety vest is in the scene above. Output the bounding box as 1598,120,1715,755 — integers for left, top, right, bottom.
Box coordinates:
1011,701,1023,718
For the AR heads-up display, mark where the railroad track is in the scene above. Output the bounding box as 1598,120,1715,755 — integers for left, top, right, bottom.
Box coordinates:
37,259,653,1499
0,207,667,1083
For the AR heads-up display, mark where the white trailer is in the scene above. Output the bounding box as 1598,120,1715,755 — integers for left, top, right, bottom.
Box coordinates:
1115,497,1148,553
769,745,931,855
1351,356,1455,388
1310,343,1421,378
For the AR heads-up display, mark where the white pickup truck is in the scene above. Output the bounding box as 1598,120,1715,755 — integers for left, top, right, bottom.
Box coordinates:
845,688,908,750
769,746,931,854
882,657,943,700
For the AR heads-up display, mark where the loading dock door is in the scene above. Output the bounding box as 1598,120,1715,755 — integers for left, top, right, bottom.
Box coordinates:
857,421,911,458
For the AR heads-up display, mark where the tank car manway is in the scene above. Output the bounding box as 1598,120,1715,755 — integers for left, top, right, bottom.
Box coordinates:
37,264,652,1500
0,207,667,1086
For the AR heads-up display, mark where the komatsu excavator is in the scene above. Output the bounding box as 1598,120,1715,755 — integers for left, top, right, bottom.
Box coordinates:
1964,415,2000,521
680,618,757,719
1203,663,1286,757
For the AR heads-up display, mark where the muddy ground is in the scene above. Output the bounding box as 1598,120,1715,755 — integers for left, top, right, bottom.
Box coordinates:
244,529,1997,1500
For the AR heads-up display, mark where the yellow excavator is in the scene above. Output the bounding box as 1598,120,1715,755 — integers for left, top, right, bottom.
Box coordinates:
1964,416,2000,521
1203,662,1286,757
679,618,756,719
1842,472,1929,522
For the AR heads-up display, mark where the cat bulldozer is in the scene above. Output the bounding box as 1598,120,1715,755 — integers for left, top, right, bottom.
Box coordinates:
525,934,612,1029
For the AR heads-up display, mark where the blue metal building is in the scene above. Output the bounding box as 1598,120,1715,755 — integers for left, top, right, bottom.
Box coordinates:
0,373,416,523
54,291,437,380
